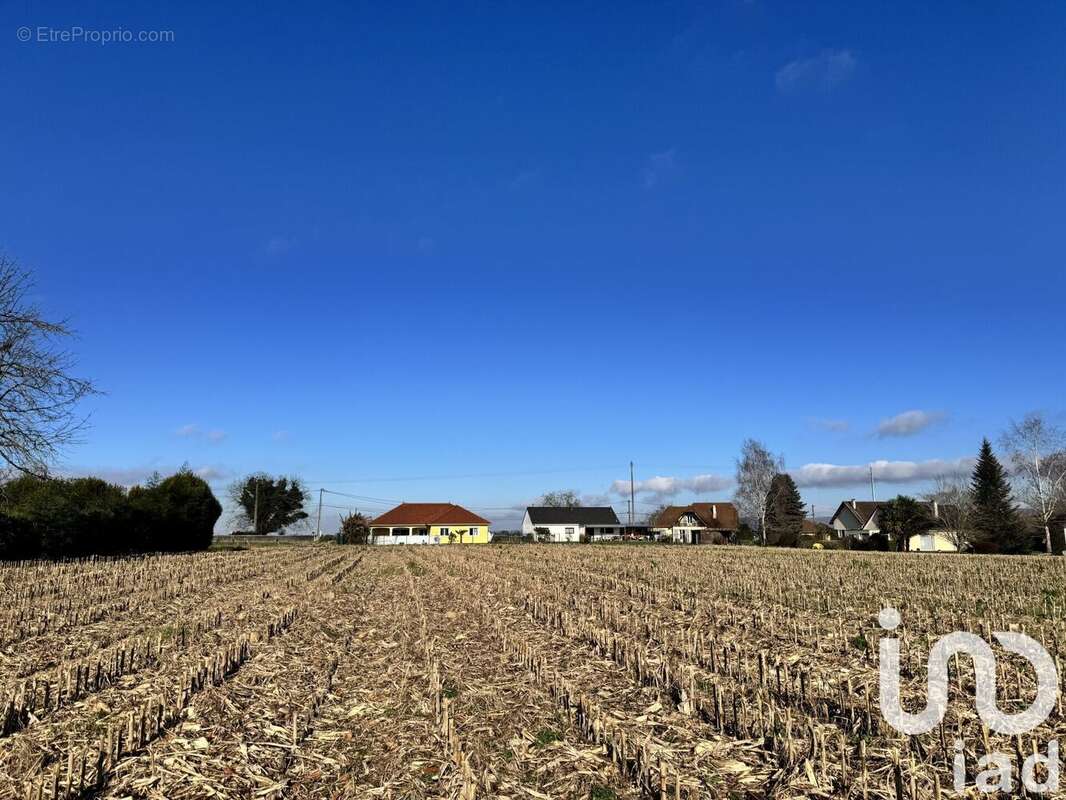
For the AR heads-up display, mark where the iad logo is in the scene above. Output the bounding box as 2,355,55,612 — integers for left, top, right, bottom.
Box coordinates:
877,607,1061,794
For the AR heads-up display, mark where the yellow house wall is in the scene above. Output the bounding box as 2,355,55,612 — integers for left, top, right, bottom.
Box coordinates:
907,531,958,552
430,524,490,544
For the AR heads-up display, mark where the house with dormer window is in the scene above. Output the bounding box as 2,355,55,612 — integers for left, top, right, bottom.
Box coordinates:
650,502,739,544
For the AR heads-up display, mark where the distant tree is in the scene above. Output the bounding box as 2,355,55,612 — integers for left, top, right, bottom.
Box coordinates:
924,473,974,551
645,504,668,526
1001,413,1066,554
764,473,805,547
454,527,469,544
539,490,581,508
877,495,934,552
733,439,783,545
339,511,370,545
0,256,97,477
970,438,1028,554
229,474,309,534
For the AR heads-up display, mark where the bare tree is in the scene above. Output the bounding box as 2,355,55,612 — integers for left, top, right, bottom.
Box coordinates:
0,257,97,477
539,489,581,508
733,439,783,545
339,511,370,544
645,503,668,526
924,473,973,551
1001,412,1066,554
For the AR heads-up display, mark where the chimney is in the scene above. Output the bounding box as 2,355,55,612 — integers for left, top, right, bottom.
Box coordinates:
851,498,857,510
712,504,717,518
933,501,939,518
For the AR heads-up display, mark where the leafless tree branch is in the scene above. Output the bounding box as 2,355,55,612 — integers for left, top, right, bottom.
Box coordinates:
0,256,98,477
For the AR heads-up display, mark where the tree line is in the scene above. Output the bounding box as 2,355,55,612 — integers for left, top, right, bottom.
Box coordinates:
734,415,1066,554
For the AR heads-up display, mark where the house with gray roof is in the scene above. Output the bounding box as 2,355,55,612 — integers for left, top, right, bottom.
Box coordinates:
520,506,622,542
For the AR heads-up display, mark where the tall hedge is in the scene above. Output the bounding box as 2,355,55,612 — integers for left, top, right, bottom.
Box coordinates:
0,469,221,560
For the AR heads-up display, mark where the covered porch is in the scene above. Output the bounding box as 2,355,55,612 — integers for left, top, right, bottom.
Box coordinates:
371,526,436,545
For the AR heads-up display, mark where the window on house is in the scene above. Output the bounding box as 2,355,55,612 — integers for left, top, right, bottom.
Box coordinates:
393,527,410,536
565,527,575,535
440,527,450,538
470,527,478,537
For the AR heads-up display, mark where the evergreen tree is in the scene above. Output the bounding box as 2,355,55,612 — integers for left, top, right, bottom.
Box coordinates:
970,438,1028,553
764,473,805,547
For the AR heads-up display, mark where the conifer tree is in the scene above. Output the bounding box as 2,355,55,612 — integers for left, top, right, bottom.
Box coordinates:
970,438,1028,553
764,473,806,547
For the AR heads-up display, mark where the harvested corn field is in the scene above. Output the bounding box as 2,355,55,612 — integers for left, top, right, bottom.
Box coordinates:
1,545,1064,799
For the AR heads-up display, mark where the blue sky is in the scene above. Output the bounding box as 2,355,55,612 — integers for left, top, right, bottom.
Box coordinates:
2,1,1064,530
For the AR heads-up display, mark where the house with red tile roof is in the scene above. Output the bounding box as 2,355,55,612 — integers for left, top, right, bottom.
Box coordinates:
368,503,491,545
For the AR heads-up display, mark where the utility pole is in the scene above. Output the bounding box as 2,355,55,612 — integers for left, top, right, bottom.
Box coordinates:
629,461,635,526
316,488,323,539
252,478,260,534
869,465,876,502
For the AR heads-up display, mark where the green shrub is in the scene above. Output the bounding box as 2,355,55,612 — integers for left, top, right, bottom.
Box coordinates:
0,468,221,560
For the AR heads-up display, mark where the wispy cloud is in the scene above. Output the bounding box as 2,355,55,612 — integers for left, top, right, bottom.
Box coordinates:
876,410,946,438
643,148,677,188
810,418,850,433
610,473,733,500
776,49,856,94
62,463,232,487
193,465,231,483
271,430,291,442
174,423,227,444
792,458,973,489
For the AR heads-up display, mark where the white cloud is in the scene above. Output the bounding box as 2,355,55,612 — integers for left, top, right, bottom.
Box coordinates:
792,458,974,489
271,430,291,442
194,465,231,483
776,49,856,94
876,409,946,438
175,423,199,437
643,148,677,188
206,429,227,443
610,473,733,499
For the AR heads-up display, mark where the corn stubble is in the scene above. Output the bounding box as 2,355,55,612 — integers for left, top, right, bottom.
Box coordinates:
0,544,1062,798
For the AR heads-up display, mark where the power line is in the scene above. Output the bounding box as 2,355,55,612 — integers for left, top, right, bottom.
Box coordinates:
307,464,629,484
